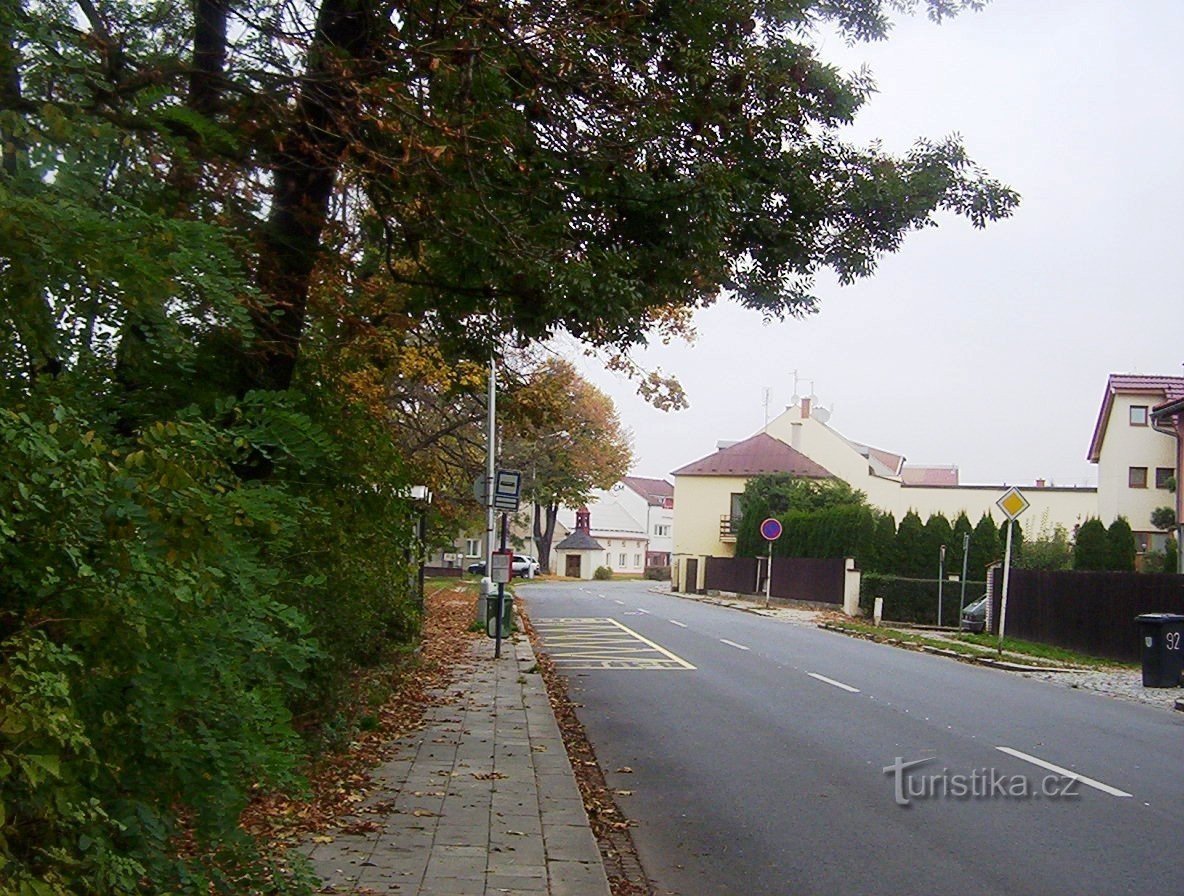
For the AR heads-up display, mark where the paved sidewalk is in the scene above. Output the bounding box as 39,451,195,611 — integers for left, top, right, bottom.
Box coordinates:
304,632,611,896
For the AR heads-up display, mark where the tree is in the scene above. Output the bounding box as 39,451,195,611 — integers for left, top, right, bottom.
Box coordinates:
895,511,928,577
1073,518,1110,571
924,512,954,578
2,0,1017,415
967,513,1000,578
735,474,867,556
500,359,632,572
1106,517,1137,572
949,511,974,578
1151,506,1177,532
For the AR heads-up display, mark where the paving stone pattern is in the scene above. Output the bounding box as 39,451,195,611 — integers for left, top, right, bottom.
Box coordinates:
304,634,610,895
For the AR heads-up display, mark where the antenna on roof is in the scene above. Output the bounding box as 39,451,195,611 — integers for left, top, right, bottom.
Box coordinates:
763,387,771,428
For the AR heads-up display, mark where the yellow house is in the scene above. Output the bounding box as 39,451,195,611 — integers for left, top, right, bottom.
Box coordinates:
671,397,1098,591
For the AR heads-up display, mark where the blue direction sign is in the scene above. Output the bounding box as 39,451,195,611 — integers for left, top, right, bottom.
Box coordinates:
760,518,783,541
493,469,522,512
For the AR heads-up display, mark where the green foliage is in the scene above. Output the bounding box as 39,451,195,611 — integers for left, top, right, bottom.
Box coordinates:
593,566,614,581
968,513,1000,577
735,474,869,557
893,511,928,577
1151,506,1176,532
860,573,986,626
1073,518,1110,571
1015,516,1074,571
1106,517,1137,572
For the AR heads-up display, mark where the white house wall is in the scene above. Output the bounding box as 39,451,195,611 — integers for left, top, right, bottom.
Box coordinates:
1096,393,1177,533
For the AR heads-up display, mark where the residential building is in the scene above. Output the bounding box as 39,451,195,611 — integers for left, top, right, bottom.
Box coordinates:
1088,374,1184,552
554,476,675,574
552,506,648,579
671,396,1098,590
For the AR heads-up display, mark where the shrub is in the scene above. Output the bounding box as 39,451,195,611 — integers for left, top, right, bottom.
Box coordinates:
1073,518,1110,570
860,573,986,627
593,566,614,580
644,566,672,581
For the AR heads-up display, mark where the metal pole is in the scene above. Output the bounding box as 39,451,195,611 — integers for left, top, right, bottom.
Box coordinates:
938,544,946,627
495,513,508,659
958,532,970,617
486,356,497,575
765,541,773,608
998,519,1014,655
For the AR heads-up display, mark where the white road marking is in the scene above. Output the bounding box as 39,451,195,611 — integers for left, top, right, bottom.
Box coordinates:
720,639,750,651
808,672,861,693
669,620,687,628
606,619,697,669
995,747,1132,798
614,599,625,605
637,608,651,614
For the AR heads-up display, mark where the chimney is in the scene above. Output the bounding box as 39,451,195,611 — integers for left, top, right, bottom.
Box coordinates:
801,397,811,419
1035,479,1046,489
790,422,802,451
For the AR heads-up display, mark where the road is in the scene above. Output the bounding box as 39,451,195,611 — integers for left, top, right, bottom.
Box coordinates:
521,580,1184,896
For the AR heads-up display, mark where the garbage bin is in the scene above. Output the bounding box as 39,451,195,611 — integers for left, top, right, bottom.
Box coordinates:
1134,613,1184,688
483,591,514,638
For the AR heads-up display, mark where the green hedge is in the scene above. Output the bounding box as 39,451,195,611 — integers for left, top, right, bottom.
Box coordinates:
860,573,988,626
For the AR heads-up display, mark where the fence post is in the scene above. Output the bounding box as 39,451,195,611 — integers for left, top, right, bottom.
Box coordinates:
843,558,861,616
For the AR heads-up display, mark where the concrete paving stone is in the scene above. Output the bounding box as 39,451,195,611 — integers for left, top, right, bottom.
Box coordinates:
430,825,488,848
541,823,601,861
547,858,614,896
418,876,486,896
483,872,550,894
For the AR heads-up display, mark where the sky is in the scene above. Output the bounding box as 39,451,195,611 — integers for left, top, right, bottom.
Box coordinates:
564,0,1184,489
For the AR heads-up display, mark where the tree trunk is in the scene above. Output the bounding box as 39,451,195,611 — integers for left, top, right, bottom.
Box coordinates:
250,0,381,393
534,501,560,573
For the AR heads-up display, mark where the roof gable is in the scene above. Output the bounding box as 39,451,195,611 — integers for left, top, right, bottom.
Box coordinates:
672,432,833,479
1088,374,1184,461
622,476,674,504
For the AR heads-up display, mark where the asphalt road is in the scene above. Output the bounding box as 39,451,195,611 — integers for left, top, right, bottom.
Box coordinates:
521,580,1184,896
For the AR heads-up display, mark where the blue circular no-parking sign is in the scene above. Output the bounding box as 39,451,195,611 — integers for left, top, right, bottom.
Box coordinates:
760,518,782,541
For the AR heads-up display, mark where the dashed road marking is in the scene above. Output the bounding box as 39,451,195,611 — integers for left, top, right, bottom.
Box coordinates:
720,639,750,651
808,672,861,693
996,747,1132,798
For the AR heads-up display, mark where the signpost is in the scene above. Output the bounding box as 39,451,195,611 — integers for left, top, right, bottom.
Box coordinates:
487,471,523,658
760,518,782,608
995,487,1030,654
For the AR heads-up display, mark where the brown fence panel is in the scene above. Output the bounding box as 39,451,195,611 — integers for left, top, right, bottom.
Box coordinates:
990,570,1184,662
770,557,845,605
702,556,846,605
704,557,758,594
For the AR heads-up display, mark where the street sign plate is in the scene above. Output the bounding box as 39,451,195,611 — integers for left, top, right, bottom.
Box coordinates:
996,487,1030,521
760,518,783,541
493,470,522,512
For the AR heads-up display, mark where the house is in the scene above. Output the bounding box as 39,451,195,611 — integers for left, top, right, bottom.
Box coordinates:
671,396,1098,591
552,506,648,579
553,476,675,574
1089,374,1184,553
1150,389,1184,572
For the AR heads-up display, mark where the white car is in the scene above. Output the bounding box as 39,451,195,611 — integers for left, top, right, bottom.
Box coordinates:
467,554,540,578
511,554,539,578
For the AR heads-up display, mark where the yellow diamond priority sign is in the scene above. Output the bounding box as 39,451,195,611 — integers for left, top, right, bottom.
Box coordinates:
996,486,1030,521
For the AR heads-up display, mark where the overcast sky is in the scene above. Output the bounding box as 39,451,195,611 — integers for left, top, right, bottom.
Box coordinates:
565,0,1184,489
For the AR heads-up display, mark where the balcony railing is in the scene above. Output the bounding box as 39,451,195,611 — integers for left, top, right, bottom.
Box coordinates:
719,515,740,541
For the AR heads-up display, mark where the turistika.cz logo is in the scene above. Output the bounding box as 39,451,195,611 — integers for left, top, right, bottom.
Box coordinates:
883,757,1082,807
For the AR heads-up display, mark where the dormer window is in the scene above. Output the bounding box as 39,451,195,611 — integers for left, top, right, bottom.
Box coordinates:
1130,405,1149,426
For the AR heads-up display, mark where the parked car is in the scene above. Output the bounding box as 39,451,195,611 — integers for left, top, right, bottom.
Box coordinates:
467,554,539,578
960,595,988,633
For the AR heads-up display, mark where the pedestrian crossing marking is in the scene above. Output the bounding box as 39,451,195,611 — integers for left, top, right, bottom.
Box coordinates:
532,617,696,671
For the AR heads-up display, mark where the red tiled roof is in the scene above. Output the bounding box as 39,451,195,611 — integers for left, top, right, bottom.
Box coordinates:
672,432,833,478
901,465,960,486
622,476,674,504
867,446,906,476
1087,374,1184,462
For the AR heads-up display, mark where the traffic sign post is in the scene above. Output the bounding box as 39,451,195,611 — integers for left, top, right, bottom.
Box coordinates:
493,470,522,512
760,518,782,608
995,487,1029,654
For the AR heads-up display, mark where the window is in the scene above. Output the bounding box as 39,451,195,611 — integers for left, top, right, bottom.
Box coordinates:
634,554,641,568
1156,467,1175,489
654,524,671,537
1129,467,1148,488
730,492,744,521
618,553,627,567
465,539,480,557
1130,405,1149,426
